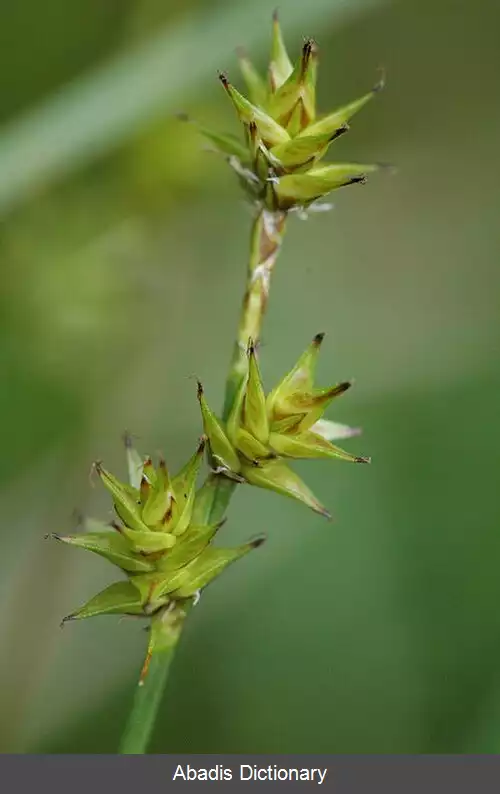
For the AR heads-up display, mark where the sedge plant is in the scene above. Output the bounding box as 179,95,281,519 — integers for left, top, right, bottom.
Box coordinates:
52,14,387,754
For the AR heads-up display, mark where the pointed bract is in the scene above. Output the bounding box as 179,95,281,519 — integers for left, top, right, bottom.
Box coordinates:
219,73,290,148
270,127,347,171
62,581,145,622
269,431,370,463
124,433,144,489
268,39,318,131
197,381,241,474
243,342,269,443
302,76,384,138
170,437,206,536
234,426,273,462
274,163,379,209
156,522,222,574
52,531,154,573
241,459,330,518
238,49,268,107
170,539,265,598
267,332,325,420
269,11,293,91
201,127,249,160
95,463,149,534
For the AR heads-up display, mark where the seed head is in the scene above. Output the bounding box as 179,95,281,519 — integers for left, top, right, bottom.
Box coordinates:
183,13,387,211
56,436,264,623
198,334,369,518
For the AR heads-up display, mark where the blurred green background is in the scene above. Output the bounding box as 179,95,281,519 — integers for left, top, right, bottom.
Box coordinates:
1,0,499,754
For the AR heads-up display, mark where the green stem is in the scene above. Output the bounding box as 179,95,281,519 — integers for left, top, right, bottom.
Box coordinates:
119,602,189,754
119,207,286,753
205,207,287,524
222,208,287,419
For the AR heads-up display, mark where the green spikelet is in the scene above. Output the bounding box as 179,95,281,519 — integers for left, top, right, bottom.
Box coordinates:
197,334,369,519
57,436,264,622
185,13,387,211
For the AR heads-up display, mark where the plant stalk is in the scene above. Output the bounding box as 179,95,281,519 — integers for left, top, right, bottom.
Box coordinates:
119,206,286,753
205,207,287,524
222,207,287,419
119,602,189,754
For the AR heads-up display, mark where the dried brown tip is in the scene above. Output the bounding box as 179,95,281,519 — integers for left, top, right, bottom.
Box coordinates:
197,435,207,454
196,380,204,399
162,503,174,524
355,455,372,464
302,38,317,59
247,120,258,145
247,337,256,356
47,532,60,541
347,175,368,187
159,457,167,471
250,535,266,548
175,111,190,123
313,332,326,346
316,505,332,520
330,123,349,142
328,381,352,398
302,39,314,57
218,71,230,89
123,430,133,448
300,39,317,78
272,8,280,23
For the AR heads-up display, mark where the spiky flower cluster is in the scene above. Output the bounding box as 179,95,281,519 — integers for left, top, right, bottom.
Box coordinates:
200,12,384,211
54,437,263,622
198,333,369,518
56,15,383,624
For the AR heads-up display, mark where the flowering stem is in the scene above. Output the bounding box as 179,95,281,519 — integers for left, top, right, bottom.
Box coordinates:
198,208,287,525
119,208,286,752
222,208,287,419
119,602,189,754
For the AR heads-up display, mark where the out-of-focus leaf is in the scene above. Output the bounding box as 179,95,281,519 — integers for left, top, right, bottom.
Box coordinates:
0,0,389,215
